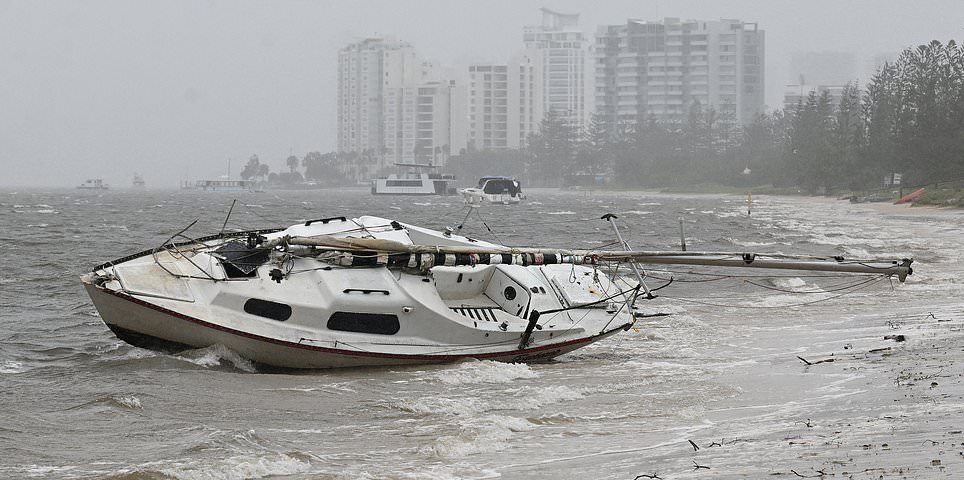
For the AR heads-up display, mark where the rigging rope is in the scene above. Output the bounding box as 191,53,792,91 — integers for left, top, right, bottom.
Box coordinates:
657,275,889,309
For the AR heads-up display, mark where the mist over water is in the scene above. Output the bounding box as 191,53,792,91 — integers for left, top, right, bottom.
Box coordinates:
1,188,962,479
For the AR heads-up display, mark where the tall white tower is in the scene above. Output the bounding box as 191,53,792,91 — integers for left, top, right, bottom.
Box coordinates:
523,8,588,129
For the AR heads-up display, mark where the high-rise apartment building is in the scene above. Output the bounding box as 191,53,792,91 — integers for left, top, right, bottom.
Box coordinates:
384,80,464,165
523,8,588,128
337,37,419,161
594,18,765,130
338,37,465,174
467,51,542,150
465,9,586,151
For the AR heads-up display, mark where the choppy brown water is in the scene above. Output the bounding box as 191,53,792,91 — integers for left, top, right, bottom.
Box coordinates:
1,187,962,479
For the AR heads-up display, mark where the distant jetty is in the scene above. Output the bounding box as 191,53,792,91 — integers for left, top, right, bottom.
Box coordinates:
77,179,109,190
180,179,255,192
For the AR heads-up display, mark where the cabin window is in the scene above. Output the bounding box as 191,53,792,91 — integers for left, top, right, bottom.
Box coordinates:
243,298,292,321
385,180,423,187
327,312,400,335
503,286,517,301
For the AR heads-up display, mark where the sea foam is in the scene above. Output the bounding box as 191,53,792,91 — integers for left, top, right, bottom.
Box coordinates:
158,453,312,480
430,360,538,385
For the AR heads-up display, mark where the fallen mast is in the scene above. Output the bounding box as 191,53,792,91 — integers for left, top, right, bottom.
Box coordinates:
272,235,914,282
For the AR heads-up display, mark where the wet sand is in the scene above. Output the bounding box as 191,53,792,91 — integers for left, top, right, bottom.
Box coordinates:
646,304,964,478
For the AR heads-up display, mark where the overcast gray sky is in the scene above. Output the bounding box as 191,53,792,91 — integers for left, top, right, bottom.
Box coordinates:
2,0,962,187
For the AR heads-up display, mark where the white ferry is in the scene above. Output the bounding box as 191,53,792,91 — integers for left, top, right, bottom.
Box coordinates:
371,163,457,196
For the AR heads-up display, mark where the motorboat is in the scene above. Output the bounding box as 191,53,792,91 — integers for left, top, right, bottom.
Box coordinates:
371,163,457,196
81,214,913,369
461,177,524,205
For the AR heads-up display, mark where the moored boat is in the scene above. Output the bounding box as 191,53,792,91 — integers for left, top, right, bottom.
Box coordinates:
371,163,457,196
460,176,524,205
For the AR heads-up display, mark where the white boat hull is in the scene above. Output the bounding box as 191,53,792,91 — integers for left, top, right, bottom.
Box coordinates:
84,279,630,369
460,188,522,205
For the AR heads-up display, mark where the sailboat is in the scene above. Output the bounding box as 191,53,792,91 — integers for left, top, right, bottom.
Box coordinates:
81,214,912,369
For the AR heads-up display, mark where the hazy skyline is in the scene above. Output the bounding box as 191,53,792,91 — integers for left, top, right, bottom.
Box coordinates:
2,0,962,187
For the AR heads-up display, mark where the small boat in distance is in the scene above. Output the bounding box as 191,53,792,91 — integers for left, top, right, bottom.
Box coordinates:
461,176,524,205
132,173,146,190
77,179,109,190
81,213,913,370
371,163,457,196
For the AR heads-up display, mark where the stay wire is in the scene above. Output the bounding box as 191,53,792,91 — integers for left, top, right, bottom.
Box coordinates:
657,275,889,309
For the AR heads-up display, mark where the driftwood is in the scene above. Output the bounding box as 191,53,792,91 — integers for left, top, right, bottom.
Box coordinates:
790,469,827,478
796,355,834,366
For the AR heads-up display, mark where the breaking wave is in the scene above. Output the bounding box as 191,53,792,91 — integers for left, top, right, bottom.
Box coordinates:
69,393,144,411
155,453,312,480
0,360,27,374
430,360,538,385
395,384,588,416
174,345,257,373
421,414,535,458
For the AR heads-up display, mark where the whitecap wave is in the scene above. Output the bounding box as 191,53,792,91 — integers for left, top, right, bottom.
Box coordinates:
112,394,143,410
723,237,785,247
394,383,587,417
175,345,257,372
542,211,576,215
158,453,312,480
431,360,538,385
0,360,27,374
423,415,534,458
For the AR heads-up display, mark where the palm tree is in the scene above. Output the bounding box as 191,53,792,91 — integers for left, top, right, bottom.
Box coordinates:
286,154,300,174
